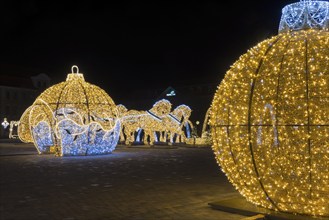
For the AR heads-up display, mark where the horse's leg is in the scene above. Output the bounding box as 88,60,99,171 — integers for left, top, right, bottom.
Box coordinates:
135,129,140,142
163,131,168,142
177,133,183,143
159,132,163,142
126,130,134,146
124,130,130,145
168,132,173,145
120,127,125,142
143,131,149,145
149,131,155,146
164,131,168,143
154,131,158,143
162,131,166,142
181,132,187,143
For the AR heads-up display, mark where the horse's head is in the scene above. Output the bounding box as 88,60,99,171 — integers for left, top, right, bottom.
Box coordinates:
150,99,172,117
116,104,128,117
171,104,192,121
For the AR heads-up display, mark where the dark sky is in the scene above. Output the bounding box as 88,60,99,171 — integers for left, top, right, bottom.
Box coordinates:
0,0,294,99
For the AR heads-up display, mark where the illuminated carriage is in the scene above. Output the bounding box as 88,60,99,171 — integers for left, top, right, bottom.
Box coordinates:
18,66,121,156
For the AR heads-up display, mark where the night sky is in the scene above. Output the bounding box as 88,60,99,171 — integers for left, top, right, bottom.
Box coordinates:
0,0,294,100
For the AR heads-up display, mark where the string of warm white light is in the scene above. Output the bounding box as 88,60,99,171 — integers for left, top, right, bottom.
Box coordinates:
18,65,120,156
9,121,19,139
210,0,329,217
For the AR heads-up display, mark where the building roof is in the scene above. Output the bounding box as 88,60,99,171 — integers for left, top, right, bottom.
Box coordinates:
0,75,35,89
0,64,50,89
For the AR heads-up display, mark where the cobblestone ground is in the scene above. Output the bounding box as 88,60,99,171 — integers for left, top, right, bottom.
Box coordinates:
0,142,246,220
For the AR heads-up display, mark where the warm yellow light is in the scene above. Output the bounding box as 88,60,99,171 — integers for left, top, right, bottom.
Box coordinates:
210,29,329,216
120,101,193,145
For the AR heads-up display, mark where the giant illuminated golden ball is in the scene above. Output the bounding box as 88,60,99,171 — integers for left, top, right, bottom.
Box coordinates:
18,65,121,156
210,1,329,216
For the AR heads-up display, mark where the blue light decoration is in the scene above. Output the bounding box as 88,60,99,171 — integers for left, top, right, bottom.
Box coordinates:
279,0,329,33
32,121,53,154
19,65,121,156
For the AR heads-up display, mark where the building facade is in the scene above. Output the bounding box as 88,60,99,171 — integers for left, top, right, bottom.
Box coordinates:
0,73,50,138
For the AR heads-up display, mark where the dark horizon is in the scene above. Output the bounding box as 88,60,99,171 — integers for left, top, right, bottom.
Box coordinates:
0,0,294,100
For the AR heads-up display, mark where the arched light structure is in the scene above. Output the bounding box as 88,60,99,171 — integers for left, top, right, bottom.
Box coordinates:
18,65,121,156
210,0,329,217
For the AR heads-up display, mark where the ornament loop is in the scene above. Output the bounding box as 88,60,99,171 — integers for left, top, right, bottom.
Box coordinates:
71,65,79,74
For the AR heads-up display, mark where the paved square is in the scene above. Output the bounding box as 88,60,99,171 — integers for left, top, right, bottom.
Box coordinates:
0,142,246,220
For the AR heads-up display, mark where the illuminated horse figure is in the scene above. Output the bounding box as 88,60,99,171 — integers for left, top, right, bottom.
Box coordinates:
121,109,144,144
121,99,172,146
116,104,128,142
160,104,193,144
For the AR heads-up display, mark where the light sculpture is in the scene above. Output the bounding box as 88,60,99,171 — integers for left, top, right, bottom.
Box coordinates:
210,0,329,217
9,121,19,139
121,99,172,145
116,104,128,142
18,65,120,156
161,104,193,144
119,100,193,146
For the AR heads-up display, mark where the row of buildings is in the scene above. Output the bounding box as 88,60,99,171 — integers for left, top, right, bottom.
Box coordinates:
0,65,51,138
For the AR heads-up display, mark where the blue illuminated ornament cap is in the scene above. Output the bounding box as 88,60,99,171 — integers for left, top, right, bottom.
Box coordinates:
279,0,329,33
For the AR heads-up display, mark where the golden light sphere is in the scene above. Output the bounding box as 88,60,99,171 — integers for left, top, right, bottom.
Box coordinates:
210,29,329,216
